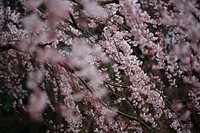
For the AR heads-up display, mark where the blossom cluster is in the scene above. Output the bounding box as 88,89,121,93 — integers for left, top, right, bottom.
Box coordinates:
0,0,200,132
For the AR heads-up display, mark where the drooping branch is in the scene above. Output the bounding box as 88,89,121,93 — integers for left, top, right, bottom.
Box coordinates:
59,62,156,133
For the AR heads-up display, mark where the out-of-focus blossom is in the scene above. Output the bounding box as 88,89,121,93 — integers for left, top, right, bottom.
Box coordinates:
25,0,43,10
101,107,117,123
23,14,43,33
81,0,108,19
27,89,48,120
180,110,191,121
172,101,183,112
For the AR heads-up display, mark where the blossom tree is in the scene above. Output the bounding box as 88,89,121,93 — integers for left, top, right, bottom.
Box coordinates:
0,0,200,132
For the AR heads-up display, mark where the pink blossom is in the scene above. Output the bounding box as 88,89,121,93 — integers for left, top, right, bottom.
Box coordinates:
180,110,191,121
81,0,108,19
25,0,43,10
27,89,48,120
23,14,43,33
172,101,183,112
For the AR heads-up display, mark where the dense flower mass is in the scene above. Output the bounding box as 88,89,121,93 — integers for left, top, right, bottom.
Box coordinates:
0,0,200,132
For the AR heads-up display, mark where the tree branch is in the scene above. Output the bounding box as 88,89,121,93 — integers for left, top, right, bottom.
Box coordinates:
59,62,156,133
